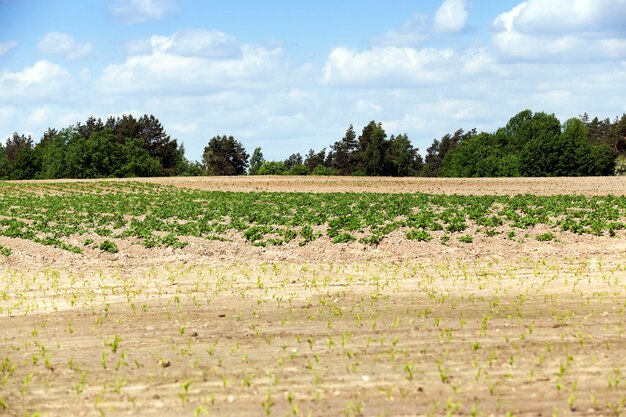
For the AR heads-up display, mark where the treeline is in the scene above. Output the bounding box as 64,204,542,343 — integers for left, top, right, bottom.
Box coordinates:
0,115,200,180
2,109,625,179
245,121,423,176
438,111,622,177
239,110,624,177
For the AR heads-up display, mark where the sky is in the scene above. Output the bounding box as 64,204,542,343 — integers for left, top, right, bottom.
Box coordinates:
1,0,626,162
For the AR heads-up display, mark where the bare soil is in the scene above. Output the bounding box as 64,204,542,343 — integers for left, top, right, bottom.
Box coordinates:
13,175,626,196
1,177,626,417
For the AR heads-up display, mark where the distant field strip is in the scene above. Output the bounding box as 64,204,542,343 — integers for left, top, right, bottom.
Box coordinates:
0,181,625,253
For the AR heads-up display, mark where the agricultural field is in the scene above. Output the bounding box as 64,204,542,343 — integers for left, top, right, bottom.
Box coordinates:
1,177,626,417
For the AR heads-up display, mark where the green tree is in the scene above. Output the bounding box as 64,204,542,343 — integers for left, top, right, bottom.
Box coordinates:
257,161,287,175
421,129,474,177
93,114,183,175
5,133,33,165
518,115,563,177
249,147,265,175
357,121,387,176
286,164,309,175
0,141,8,179
136,115,183,175
303,148,327,173
284,153,303,170
385,133,422,176
614,155,626,175
37,128,74,178
75,116,105,141
202,135,249,175
311,165,337,176
119,138,163,177
441,111,614,178
5,133,36,179
588,114,626,157
175,144,203,176
440,132,521,177
330,124,358,175
555,118,613,176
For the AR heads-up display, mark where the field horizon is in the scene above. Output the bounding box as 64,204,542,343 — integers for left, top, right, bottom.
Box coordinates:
9,175,626,196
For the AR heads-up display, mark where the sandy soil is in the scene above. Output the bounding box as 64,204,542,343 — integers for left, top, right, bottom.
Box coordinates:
1,178,626,417
12,175,626,196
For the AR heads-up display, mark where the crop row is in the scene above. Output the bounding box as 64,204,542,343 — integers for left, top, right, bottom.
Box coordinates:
0,181,625,253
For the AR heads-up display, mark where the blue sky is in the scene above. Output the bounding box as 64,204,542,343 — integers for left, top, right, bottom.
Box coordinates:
1,0,625,162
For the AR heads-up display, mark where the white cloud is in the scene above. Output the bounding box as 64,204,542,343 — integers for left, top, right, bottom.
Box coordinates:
494,0,626,34
493,31,584,60
373,0,470,47
169,122,198,137
150,29,240,58
0,60,72,103
493,3,527,32
434,0,468,33
99,45,283,95
322,46,455,87
355,99,382,115
601,38,626,58
110,0,177,23
461,48,507,76
97,29,307,97
322,45,507,89
0,40,17,56
131,89,327,160
27,107,52,125
38,32,92,60
374,14,431,46
493,0,626,60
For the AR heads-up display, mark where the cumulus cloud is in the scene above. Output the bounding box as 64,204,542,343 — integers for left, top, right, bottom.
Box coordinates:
322,46,455,87
0,60,72,103
110,0,177,23
98,30,287,95
38,32,92,60
493,0,626,60
150,29,240,58
461,48,507,76
373,0,469,47
0,40,17,56
434,0,468,33
322,44,509,89
494,0,626,34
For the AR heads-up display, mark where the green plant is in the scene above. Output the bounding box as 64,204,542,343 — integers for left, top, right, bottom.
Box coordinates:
536,232,555,241
261,389,274,416
404,361,414,381
332,233,356,244
0,182,623,251
105,335,122,354
459,235,474,243
406,230,432,241
0,244,11,257
98,240,118,254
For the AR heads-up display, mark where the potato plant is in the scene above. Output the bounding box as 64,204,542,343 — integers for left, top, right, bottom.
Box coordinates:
0,181,624,253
